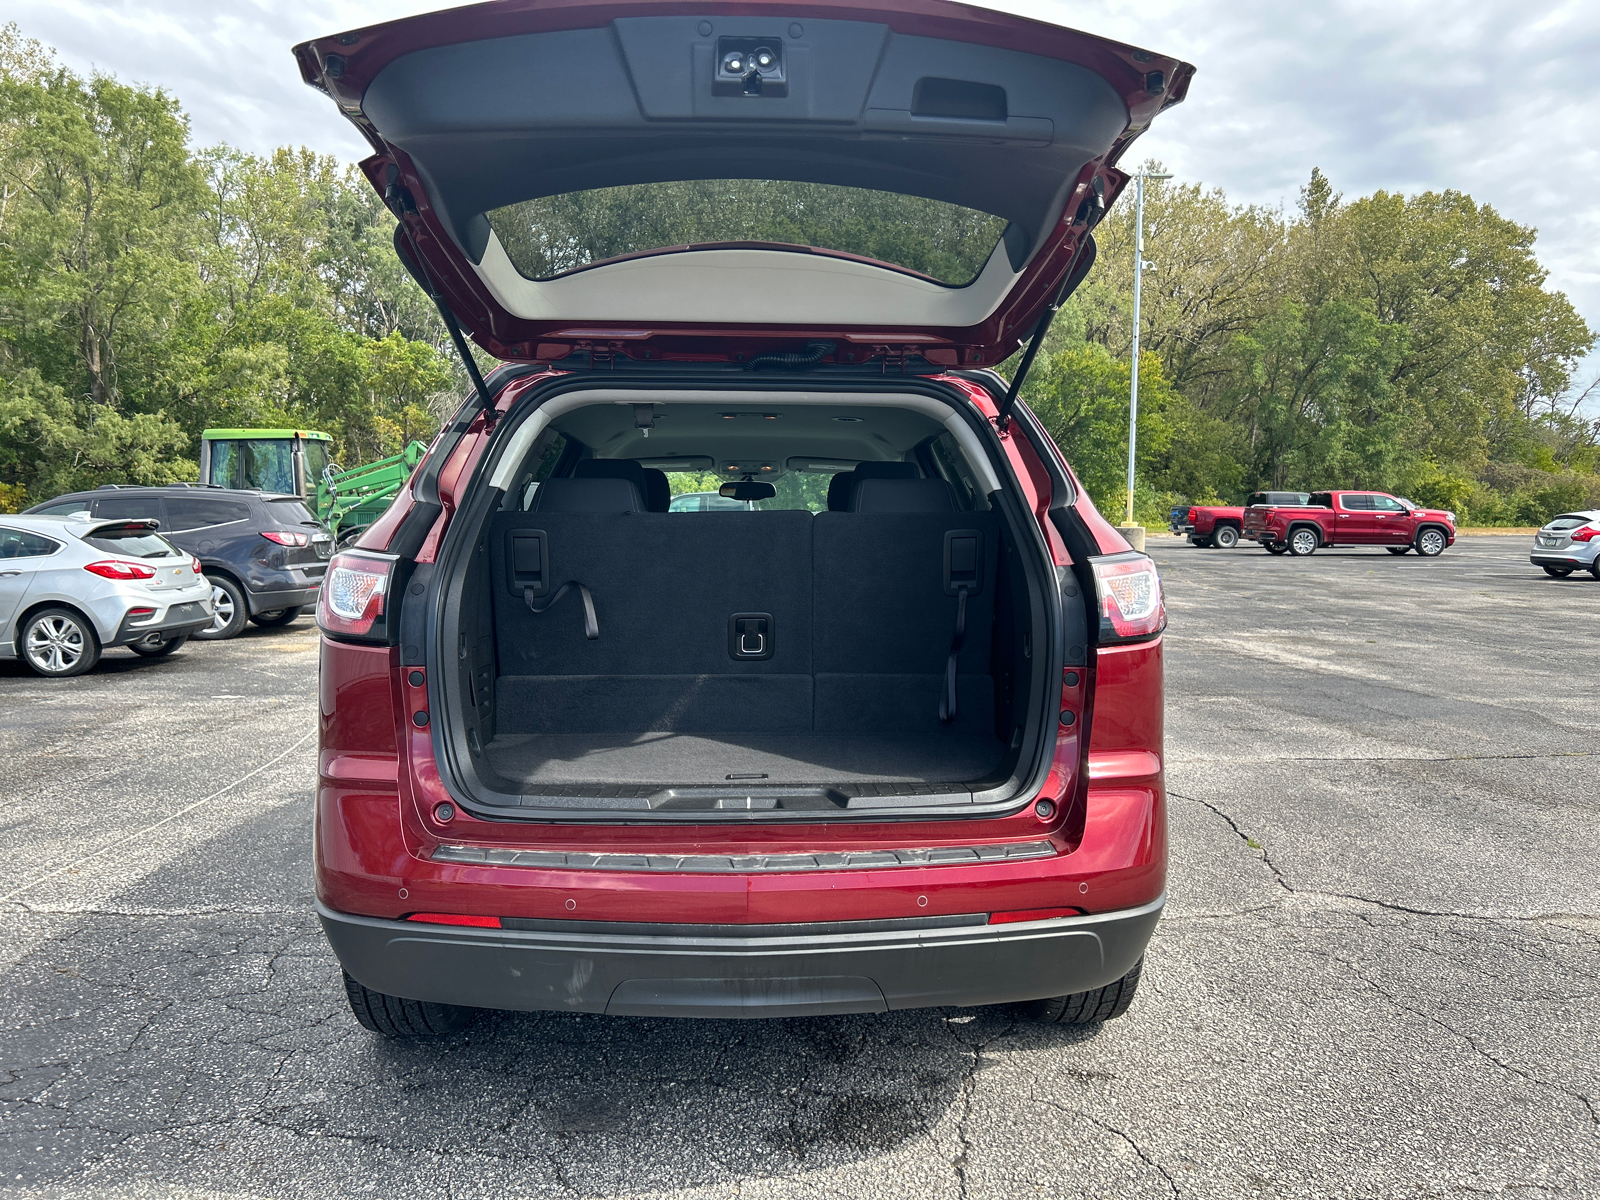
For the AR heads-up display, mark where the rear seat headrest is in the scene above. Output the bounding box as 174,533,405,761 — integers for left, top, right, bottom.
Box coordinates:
531,477,642,512
827,461,919,511
850,478,957,513
573,459,668,512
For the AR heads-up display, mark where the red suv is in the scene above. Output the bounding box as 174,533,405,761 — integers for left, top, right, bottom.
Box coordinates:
300,0,1188,1034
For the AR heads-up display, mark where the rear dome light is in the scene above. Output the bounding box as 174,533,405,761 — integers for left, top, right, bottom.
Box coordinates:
1571,525,1599,542
317,551,396,642
260,530,309,547
1091,552,1166,643
84,559,155,580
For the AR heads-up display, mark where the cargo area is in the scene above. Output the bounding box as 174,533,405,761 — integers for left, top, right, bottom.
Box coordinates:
440,396,1050,809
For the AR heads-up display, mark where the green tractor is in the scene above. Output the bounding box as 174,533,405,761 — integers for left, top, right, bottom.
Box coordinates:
199,428,427,544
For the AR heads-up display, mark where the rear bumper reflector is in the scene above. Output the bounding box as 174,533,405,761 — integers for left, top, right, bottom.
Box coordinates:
405,912,502,928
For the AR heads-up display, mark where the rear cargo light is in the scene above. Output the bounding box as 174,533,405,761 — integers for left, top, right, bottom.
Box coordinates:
989,907,1078,925
1571,525,1598,542
406,913,502,928
84,559,155,580
1090,552,1166,644
317,551,396,642
260,530,309,547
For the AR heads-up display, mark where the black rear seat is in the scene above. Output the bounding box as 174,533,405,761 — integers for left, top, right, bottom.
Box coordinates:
489,509,814,734
489,476,1000,742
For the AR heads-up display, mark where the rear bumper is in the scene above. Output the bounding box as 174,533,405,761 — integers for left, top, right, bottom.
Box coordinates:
318,894,1164,1018
1531,549,1598,568
245,583,320,614
109,600,214,647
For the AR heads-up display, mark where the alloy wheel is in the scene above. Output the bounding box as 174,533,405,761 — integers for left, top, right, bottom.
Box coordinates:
1417,529,1446,557
1289,529,1318,556
25,615,86,674
208,584,236,634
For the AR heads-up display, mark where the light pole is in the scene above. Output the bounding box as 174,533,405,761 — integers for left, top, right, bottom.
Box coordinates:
1125,171,1171,533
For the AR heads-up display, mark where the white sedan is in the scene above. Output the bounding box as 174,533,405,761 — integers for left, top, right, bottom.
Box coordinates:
0,515,214,677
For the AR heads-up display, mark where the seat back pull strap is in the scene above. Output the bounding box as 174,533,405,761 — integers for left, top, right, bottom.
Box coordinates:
939,585,970,723
525,580,599,640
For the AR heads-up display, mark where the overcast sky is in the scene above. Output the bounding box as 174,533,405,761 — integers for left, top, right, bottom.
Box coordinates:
10,0,1600,397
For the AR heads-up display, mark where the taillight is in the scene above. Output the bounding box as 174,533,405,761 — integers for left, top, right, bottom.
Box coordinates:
406,913,502,928
1187,507,1197,522
317,551,396,642
84,560,155,581
260,530,309,547
1571,525,1598,542
191,556,203,573
127,607,156,620
1091,552,1166,644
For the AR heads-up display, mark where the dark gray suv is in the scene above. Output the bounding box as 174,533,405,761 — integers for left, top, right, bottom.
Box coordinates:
25,486,332,639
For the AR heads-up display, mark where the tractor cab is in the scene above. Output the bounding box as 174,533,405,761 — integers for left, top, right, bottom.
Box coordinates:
199,429,333,499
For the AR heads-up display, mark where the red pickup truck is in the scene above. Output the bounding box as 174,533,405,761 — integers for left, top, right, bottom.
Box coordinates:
1171,492,1310,549
1241,491,1457,557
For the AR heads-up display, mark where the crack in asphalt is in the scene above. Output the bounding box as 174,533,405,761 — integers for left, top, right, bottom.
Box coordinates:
1167,791,1600,926
1324,951,1600,1137
1030,1095,1182,1198
943,1014,1015,1199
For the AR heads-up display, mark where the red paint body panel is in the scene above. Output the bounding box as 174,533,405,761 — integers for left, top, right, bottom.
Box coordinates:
1241,491,1456,549
1178,505,1245,538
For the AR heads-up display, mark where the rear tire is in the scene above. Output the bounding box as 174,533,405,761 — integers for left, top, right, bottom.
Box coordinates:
19,607,101,677
1018,957,1143,1024
1264,542,1288,555
1591,559,1600,581
129,634,188,658
249,606,302,628
1211,525,1240,549
342,971,475,1037
1542,565,1573,577
1287,528,1319,556
1386,546,1410,555
194,575,248,640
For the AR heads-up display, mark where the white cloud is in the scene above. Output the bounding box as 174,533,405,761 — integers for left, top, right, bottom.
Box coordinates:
10,0,1600,393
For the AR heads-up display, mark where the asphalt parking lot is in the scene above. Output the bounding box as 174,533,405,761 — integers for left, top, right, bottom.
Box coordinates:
2,534,1596,1199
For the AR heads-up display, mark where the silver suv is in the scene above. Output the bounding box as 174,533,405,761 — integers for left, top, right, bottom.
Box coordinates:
1530,511,1600,578
0,516,214,676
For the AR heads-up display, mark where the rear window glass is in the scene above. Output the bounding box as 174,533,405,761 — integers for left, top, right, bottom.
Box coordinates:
82,526,183,558
92,495,161,520
1547,516,1592,531
31,500,92,518
165,497,253,530
1307,493,1334,508
267,498,320,525
0,528,61,558
485,181,1008,287
1248,492,1309,506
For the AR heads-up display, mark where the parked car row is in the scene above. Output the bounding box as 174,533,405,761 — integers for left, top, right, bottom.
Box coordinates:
1170,489,1600,576
2,484,330,676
